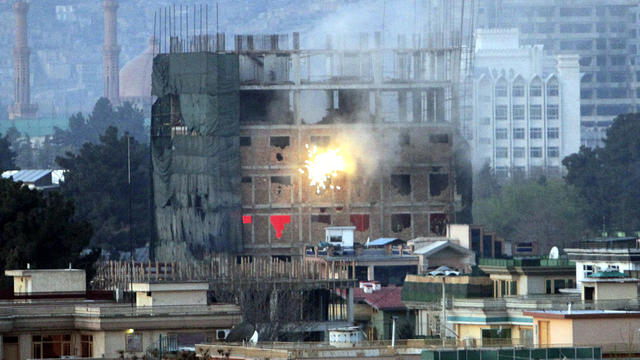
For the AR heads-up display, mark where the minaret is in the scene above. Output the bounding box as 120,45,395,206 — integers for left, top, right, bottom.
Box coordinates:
8,1,37,120
103,0,120,105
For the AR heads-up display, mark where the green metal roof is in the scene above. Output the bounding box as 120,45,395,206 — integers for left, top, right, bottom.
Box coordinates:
0,116,68,138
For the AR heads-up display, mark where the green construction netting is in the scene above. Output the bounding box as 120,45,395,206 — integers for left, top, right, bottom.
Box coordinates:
150,52,242,261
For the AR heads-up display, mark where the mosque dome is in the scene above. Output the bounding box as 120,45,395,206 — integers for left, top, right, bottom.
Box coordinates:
119,38,154,101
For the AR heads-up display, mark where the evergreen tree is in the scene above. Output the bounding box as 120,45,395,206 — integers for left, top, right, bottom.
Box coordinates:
0,177,93,281
56,127,150,256
0,132,17,172
564,113,640,232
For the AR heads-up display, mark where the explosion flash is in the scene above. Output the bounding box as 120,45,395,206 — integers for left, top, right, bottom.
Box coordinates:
299,144,346,194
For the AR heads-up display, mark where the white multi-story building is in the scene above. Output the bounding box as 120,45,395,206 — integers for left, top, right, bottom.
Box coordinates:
476,0,640,148
471,29,580,177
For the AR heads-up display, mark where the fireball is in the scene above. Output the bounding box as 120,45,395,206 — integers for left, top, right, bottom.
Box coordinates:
299,144,346,194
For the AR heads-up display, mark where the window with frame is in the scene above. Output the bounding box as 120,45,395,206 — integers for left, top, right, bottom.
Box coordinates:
513,128,525,139
496,128,508,140
547,104,559,120
547,127,559,139
496,147,508,158
547,146,560,158
81,335,94,358
32,335,72,359
547,82,559,96
530,82,542,96
583,264,594,278
513,147,525,158
530,147,542,158
495,82,507,97
530,105,542,120
512,83,525,97
530,128,542,139
512,105,525,120
495,105,508,121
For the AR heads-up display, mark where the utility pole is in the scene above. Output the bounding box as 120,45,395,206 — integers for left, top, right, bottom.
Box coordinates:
127,133,133,308
441,276,446,347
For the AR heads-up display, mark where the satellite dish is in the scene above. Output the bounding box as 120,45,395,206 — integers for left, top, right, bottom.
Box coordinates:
549,246,559,259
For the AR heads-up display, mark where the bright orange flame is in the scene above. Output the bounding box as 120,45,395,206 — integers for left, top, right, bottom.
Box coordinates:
299,144,346,194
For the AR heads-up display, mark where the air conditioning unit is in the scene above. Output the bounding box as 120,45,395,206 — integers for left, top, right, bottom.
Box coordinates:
216,329,230,340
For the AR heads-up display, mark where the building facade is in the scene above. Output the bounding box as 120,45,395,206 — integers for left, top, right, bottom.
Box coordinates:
150,33,472,260
476,0,640,148
472,29,580,177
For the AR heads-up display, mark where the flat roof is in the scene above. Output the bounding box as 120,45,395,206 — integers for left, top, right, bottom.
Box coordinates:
525,310,640,319
5,269,85,277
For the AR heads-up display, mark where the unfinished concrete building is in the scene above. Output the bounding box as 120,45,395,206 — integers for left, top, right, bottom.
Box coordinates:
150,30,472,261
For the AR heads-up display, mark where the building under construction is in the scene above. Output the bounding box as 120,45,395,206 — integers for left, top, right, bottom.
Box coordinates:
150,14,472,261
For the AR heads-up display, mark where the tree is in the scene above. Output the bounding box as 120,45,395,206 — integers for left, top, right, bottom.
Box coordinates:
564,113,640,232
0,132,17,172
473,178,588,254
0,177,93,284
56,127,150,256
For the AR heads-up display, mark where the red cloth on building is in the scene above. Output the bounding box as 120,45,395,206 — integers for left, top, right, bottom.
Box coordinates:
350,214,370,232
242,215,252,224
270,215,291,238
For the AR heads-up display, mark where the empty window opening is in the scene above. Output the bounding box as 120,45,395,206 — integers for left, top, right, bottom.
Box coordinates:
429,173,449,197
240,136,252,146
270,136,290,162
270,136,290,148
242,177,252,183
312,215,331,224
391,174,411,196
430,213,447,235
391,214,411,233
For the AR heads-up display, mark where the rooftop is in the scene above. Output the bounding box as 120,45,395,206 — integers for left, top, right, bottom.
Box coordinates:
338,286,405,311
524,309,640,319
478,257,574,268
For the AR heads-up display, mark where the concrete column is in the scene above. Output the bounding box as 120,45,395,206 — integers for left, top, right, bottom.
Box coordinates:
347,287,354,324
103,0,120,105
367,265,375,281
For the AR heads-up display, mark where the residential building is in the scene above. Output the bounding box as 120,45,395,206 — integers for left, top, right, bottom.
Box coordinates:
0,268,241,360
581,270,639,301
402,274,493,338
445,257,576,346
564,236,640,288
477,257,576,297
476,0,640,148
333,285,412,340
526,310,640,353
471,28,580,177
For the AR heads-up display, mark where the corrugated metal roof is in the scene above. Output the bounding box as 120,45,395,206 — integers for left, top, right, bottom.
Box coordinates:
2,169,64,185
